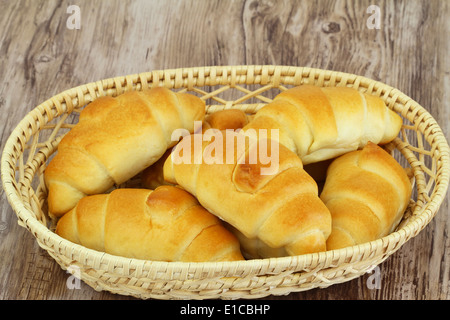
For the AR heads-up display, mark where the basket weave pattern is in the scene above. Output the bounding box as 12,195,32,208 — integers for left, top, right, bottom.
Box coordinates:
1,65,449,299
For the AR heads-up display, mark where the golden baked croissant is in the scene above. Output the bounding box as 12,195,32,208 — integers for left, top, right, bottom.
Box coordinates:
320,142,412,250
44,87,205,218
55,186,244,262
243,85,403,164
163,130,332,258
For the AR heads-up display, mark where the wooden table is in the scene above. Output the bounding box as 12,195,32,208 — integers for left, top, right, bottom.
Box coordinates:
0,0,448,300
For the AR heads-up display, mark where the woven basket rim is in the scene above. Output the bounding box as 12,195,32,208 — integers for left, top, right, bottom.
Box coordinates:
1,65,449,281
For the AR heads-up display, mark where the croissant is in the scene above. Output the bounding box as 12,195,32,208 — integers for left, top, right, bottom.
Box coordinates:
243,85,403,164
320,142,412,250
55,186,244,262
163,130,332,258
44,87,205,218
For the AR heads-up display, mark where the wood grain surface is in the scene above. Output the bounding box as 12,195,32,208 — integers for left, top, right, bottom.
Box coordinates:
0,0,448,300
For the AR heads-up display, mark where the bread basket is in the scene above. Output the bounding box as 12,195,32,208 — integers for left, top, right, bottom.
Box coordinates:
2,65,449,300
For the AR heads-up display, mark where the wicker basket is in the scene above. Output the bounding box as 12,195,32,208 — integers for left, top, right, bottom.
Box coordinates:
1,65,449,300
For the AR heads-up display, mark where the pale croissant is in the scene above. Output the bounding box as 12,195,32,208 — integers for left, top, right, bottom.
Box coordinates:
163,130,332,258
44,87,205,218
320,142,412,250
243,85,403,164
56,186,244,262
